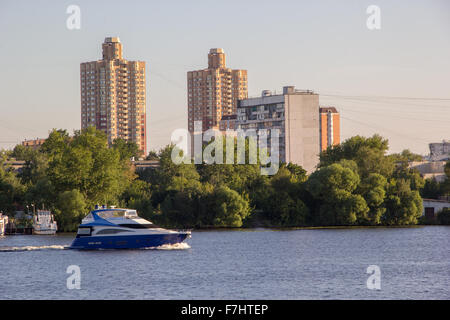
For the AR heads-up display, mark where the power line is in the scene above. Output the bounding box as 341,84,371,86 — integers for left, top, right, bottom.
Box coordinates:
339,106,450,124
321,93,450,101
320,96,450,110
340,115,431,143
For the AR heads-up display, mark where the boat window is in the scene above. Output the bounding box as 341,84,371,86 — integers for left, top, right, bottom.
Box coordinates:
77,227,92,235
97,210,126,219
124,210,138,218
95,229,132,235
118,223,161,229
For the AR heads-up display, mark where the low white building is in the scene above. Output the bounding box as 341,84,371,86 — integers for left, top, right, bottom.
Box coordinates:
422,199,450,218
409,161,447,182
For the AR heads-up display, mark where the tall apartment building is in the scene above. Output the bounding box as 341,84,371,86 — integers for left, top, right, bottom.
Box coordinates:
80,37,147,154
319,107,340,151
187,48,248,133
237,86,320,173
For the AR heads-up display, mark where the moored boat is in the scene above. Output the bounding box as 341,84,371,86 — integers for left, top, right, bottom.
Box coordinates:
69,207,191,250
33,210,58,235
0,213,8,236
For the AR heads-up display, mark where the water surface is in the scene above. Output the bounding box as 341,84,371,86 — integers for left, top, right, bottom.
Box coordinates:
0,226,448,299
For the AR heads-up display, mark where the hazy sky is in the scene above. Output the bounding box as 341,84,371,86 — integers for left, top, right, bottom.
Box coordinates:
0,0,449,155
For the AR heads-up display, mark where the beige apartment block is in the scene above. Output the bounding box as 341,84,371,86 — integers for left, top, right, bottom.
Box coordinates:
187,48,248,133
80,37,147,154
237,86,320,173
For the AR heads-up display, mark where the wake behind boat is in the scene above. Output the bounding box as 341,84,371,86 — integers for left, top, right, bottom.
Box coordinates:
69,207,191,250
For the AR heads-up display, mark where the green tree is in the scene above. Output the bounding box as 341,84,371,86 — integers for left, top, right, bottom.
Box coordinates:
0,153,25,213
421,178,441,199
260,166,309,226
148,145,206,227
40,129,71,157
285,163,308,182
11,144,35,161
306,164,369,225
154,144,200,191
437,208,450,225
18,149,49,185
205,185,250,227
320,134,394,178
441,161,450,196
46,127,131,207
120,179,153,220
392,163,425,191
54,189,88,232
146,150,159,160
357,173,387,224
23,176,55,210
160,187,206,228
112,138,141,161
383,178,423,225
389,149,423,163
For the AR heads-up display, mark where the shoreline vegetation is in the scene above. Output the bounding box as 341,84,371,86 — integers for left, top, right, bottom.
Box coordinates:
1,127,449,232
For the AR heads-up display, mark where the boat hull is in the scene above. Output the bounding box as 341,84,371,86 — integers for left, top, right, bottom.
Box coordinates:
69,232,190,250
33,229,57,235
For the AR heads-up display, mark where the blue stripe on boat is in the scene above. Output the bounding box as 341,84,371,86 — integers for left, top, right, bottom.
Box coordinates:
69,233,189,250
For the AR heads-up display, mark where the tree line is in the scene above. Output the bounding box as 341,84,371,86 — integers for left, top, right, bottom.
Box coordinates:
1,128,449,231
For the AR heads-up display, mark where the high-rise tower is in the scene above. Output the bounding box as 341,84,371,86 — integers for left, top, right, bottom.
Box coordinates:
80,37,147,154
187,48,247,133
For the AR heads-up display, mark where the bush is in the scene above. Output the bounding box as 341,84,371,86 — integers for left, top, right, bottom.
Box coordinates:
437,208,450,225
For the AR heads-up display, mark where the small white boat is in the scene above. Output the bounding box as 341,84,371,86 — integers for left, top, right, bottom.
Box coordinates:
33,210,58,235
0,213,8,236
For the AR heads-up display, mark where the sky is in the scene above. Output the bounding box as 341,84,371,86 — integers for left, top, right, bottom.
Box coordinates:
0,0,449,155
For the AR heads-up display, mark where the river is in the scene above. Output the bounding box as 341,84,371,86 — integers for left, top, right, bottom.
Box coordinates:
0,226,448,299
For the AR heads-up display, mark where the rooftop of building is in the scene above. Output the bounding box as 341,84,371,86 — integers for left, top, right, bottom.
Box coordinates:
209,48,224,54
320,106,339,113
429,140,450,145
246,86,317,99
105,37,120,43
423,198,450,204
239,86,317,107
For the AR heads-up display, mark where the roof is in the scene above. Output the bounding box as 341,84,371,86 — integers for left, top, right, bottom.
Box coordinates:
320,107,339,113
423,198,450,204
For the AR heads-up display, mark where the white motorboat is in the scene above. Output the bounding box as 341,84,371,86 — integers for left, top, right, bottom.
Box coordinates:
33,210,58,235
0,213,8,236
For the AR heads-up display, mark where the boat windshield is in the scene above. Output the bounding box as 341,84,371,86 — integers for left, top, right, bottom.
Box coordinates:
96,209,138,219
37,210,51,215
